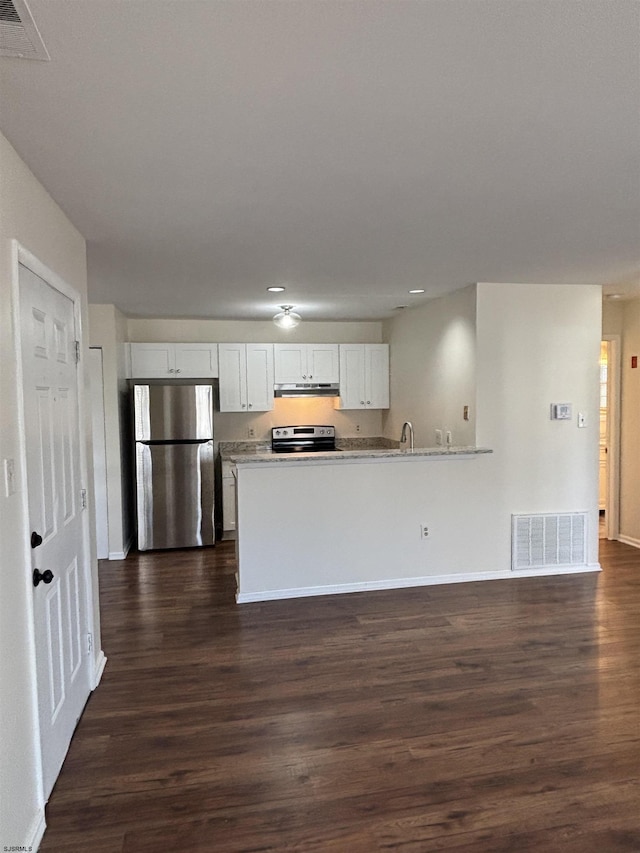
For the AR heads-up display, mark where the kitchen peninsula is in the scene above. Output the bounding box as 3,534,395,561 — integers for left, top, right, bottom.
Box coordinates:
231,445,494,602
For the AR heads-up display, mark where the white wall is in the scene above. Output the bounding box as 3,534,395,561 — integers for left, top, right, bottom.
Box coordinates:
88,304,132,558
0,131,98,847
382,285,476,446
216,397,382,442
236,283,603,599
475,283,602,571
127,317,382,344
602,299,624,336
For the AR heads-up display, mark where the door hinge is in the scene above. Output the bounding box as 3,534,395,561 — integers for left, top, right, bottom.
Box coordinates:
80,488,87,510
87,632,93,654
74,340,81,363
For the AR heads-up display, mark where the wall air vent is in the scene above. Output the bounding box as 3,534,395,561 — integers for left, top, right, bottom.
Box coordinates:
0,0,49,60
512,512,587,571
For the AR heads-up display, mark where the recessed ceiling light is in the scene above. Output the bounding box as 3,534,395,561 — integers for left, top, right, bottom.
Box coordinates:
267,286,286,293
408,289,425,294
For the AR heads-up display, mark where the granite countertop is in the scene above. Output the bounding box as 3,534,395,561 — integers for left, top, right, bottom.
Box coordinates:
219,436,399,461
230,446,493,465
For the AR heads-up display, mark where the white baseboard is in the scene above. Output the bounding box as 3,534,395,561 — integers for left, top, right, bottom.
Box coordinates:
28,809,46,851
618,535,640,550
92,650,107,690
108,534,133,561
236,563,602,603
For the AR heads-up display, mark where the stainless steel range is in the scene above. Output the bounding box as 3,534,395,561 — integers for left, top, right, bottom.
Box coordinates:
271,425,337,454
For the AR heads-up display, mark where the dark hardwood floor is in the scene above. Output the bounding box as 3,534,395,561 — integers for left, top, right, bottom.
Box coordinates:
40,539,640,852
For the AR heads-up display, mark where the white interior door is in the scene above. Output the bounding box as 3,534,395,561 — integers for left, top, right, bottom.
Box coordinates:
19,263,92,799
89,348,109,559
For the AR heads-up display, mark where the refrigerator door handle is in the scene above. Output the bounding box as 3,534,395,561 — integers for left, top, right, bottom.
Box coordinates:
138,439,211,446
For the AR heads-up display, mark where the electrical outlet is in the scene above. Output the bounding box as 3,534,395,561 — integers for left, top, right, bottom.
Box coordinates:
420,524,429,539
435,429,443,446
356,424,360,433
463,405,469,421
445,431,452,446
248,427,255,438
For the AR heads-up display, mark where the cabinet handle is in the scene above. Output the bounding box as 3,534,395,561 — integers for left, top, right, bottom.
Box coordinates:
309,374,313,379
360,400,365,405
168,368,175,373
176,368,182,374
367,400,371,405
302,374,307,379
242,403,246,408
248,403,252,408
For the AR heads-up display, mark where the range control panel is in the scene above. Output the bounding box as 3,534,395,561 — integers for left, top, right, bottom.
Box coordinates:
272,425,335,438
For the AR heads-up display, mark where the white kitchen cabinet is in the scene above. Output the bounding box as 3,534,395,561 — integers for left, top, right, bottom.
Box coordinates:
128,342,218,378
274,344,339,383
222,461,237,534
218,343,274,412
338,344,389,409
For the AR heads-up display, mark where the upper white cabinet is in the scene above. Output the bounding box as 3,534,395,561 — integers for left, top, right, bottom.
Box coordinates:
338,344,390,409
128,343,218,378
218,344,274,412
274,344,339,383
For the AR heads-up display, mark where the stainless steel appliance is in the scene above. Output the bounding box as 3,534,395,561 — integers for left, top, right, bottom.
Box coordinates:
274,383,339,398
271,425,337,453
133,384,215,550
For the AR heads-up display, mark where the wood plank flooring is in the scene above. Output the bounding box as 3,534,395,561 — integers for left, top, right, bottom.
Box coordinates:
40,540,640,851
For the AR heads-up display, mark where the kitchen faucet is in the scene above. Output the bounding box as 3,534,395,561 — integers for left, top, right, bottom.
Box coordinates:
400,421,414,451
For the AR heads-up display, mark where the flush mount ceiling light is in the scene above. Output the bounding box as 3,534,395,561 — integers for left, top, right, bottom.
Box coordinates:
273,305,301,329
267,286,286,292
408,289,425,294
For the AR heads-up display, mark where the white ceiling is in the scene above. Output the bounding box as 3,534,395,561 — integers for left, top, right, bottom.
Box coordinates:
1,0,639,321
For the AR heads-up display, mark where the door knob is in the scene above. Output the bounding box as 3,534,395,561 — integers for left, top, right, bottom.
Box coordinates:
31,531,43,548
33,568,54,587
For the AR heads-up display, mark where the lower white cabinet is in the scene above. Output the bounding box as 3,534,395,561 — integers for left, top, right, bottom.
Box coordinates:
218,343,274,412
338,344,389,409
128,342,218,378
222,461,237,533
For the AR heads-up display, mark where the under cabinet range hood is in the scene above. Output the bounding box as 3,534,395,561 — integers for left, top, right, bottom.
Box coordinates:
274,383,340,398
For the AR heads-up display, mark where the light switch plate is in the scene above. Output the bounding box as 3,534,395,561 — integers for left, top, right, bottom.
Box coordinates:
577,412,586,428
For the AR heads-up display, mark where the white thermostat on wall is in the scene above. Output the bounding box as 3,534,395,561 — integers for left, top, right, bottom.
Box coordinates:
550,403,572,420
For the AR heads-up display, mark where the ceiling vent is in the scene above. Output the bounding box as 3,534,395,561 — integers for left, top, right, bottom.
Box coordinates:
0,0,49,60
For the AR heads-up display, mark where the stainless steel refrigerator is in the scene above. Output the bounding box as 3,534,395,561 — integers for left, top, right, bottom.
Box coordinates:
133,384,215,550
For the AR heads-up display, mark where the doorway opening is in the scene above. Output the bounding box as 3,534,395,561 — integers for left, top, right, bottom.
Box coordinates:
599,341,608,538
599,336,621,544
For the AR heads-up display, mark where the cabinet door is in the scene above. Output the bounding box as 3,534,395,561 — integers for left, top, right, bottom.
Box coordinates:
307,344,339,382
274,344,306,382
338,345,366,409
174,344,218,378
218,344,248,412
222,475,237,532
365,344,390,409
129,343,174,378
246,344,275,411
